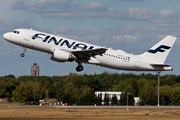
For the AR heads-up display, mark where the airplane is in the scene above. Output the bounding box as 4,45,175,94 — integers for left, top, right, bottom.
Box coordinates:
3,28,176,72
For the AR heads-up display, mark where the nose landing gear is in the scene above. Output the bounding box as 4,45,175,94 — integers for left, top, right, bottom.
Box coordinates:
20,53,25,57
21,47,26,57
76,62,84,72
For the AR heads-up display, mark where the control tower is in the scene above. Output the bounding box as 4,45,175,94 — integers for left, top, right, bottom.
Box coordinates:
31,63,39,76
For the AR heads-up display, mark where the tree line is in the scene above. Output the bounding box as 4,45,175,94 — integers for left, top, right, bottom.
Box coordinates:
0,73,180,105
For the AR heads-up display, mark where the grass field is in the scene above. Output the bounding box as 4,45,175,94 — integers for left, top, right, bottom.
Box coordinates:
0,103,180,120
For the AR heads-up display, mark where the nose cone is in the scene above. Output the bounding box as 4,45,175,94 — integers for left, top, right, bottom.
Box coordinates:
3,33,9,41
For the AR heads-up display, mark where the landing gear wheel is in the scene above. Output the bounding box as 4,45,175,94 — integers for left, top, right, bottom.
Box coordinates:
21,53,25,57
21,47,26,57
76,65,84,72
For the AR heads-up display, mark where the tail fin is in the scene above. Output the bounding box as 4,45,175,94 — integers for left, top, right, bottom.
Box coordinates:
141,36,176,63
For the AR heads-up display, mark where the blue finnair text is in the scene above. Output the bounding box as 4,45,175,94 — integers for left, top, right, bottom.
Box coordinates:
32,33,94,50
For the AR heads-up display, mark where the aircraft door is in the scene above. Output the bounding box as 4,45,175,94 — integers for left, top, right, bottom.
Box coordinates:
24,30,31,41
134,57,141,68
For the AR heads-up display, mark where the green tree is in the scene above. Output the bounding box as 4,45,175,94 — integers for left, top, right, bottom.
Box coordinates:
119,92,126,105
96,93,102,105
111,95,118,105
56,80,64,101
4,74,15,79
160,85,172,105
114,78,137,96
32,82,45,101
0,79,7,98
137,78,147,96
12,81,33,104
91,92,97,105
76,96,83,105
128,94,135,106
62,81,79,105
119,92,134,106
104,93,109,105
139,86,157,105
170,87,180,105
62,94,73,105
82,93,91,105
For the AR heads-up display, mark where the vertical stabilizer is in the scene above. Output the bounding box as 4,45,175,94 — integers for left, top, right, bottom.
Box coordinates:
141,36,176,63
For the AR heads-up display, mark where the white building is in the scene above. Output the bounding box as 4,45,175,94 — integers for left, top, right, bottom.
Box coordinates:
134,97,140,106
95,91,121,100
95,91,140,105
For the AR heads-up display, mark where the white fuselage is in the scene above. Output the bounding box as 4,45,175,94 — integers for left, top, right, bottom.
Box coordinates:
3,28,174,71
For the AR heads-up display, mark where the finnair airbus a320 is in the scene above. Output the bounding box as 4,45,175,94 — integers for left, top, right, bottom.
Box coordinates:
3,28,176,72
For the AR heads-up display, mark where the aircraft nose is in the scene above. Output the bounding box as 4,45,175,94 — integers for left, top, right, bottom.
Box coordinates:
3,33,9,40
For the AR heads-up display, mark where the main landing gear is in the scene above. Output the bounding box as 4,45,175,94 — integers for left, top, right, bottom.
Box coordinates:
76,62,84,72
21,47,26,57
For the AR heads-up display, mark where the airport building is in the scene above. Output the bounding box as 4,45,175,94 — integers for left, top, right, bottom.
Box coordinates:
95,91,140,105
31,63,39,76
95,91,121,101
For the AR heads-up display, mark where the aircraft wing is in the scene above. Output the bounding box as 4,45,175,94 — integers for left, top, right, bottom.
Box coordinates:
72,48,107,57
70,48,107,61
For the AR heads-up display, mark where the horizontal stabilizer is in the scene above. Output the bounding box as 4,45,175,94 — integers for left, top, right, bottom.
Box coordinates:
150,64,173,71
150,63,172,67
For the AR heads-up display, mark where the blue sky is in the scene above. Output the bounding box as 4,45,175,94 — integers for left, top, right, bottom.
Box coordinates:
1,0,180,76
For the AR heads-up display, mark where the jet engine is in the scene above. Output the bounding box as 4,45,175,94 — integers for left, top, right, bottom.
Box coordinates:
51,49,76,62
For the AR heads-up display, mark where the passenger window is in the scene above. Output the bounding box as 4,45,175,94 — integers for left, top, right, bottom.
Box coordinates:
17,31,19,34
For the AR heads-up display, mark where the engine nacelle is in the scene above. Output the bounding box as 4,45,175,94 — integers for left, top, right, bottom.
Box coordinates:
51,49,76,62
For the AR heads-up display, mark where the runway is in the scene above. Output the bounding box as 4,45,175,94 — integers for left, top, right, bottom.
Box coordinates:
54,105,180,109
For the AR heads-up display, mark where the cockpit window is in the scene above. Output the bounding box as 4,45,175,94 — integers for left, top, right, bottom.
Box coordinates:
12,30,20,34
